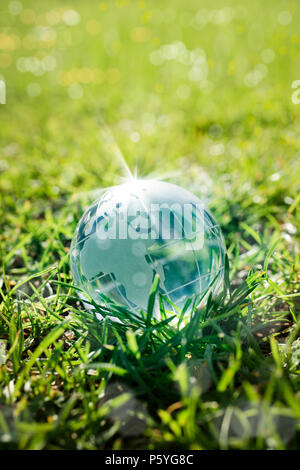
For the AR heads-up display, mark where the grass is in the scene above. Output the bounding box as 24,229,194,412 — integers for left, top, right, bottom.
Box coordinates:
0,0,300,450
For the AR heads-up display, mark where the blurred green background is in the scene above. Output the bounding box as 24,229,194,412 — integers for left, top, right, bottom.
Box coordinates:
1,0,300,199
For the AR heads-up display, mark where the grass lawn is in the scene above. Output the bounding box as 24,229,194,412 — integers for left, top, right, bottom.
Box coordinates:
0,0,300,450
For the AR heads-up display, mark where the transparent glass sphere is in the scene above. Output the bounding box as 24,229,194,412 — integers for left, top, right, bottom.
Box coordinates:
70,179,225,316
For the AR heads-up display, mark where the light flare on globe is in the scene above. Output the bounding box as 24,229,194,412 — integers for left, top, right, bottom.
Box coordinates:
70,179,225,317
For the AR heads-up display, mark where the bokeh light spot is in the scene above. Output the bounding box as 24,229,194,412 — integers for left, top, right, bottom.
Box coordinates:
131,26,150,43
27,82,41,97
8,1,22,15
68,83,83,100
63,10,81,26
86,20,102,36
278,10,292,26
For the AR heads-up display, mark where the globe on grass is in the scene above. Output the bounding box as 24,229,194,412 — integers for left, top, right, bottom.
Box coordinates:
70,179,225,319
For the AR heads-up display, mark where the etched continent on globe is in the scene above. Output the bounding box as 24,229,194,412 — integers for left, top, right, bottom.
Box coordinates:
70,179,225,315
79,233,166,310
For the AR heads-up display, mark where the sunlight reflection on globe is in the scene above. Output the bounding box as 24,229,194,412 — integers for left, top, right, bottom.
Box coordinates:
70,179,225,318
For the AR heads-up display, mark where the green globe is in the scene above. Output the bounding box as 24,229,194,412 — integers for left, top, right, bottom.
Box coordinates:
70,179,225,316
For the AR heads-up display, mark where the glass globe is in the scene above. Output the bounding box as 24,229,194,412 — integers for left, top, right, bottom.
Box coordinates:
70,179,225,317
